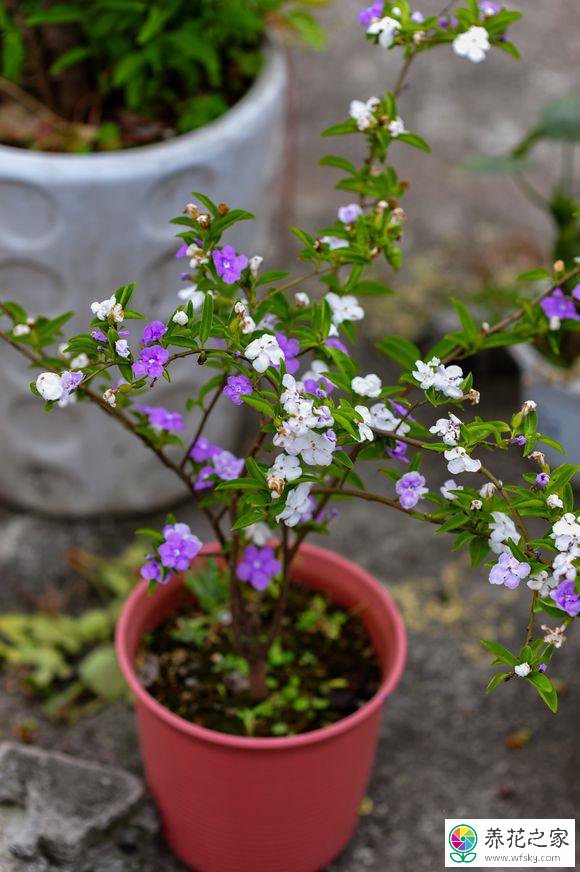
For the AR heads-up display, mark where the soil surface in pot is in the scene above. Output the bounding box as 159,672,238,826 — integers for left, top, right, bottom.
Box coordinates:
137,580,381,738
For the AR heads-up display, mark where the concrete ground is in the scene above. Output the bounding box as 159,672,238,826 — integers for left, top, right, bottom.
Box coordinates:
1,1,579,870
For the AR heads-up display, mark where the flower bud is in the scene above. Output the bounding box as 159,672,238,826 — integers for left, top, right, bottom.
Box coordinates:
547,493,563,509
197,213,211,228
103,389,117,408
520,400,537,416
470,499,483,511
479,482,496,499
529,450,546,467
218,203,229,215
467,389,480,405
294,292,310,308
185,203,199,219
249,255,263,277
553,260,565,273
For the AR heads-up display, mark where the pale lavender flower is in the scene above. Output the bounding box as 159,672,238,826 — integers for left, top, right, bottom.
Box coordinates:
158,523,202,571
91,329,107,343
275,333,300,375
136,405,185,432
387,440,409,464
237,545,281,591
194,466,215,491
479,0,501,14
396,471,428,509
141,320,167,345
550,580,580,617
410,10,424,22
325,336,349,355
489,552,531,589
132,345,169,380
338,203,363,224
60,371,83,393
213,245,249,284
223,375,253,405
212,450,244,480
357,1,383,27
509,435,526,447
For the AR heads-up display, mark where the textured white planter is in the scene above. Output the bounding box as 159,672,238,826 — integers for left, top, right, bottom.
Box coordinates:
510,344,580,468
0,45,287,516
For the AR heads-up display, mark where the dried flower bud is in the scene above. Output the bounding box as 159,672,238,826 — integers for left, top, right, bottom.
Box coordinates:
234,301,247,317
470,499,483,511
467,389,480,405
185,203,199,219
520,400,537,416
479,482,496,499
391,207,407,223
197,213,211,228
249,255,263,277
103,389,117,408
529,450,546,467
109,303,124,324
267,474,285,499
218,203,229,215
294,292,310,308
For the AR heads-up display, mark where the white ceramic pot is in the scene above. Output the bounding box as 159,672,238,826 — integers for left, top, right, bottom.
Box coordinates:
0,44,287,516
510,343,580,468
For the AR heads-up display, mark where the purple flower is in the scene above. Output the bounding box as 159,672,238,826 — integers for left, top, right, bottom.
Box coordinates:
190,437,221,463
387,440,409,464
572,284,580,301
534,472,550,489
237,545,281,591
141,320,167,345
550,579,580,617
176,242,188,259
540,289,580,322
357,1,383,27
91,329,107,343
510,435,526,447
395,471,428,509
391,401,413,420
213,245,249,285
223,375,253,405
158,523,202,572
212,449,244,481
538,663,548,673
438,14,458,27
316,506,339,525
410,10,424,22
136,405,184,432
338,203,363,224
479,0,501,14
132,345,169,380
489,552,531,590
60,370,84,393
275,333,300,375
325,336,349,355
194,466,215,491
141,555,164,584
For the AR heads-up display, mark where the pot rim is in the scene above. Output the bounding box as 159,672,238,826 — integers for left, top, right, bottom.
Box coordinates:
0,40,284,168
116,542,407,751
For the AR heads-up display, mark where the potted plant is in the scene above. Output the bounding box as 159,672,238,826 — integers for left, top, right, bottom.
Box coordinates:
0,0,324,516
2,3,579,871
464,92,580,465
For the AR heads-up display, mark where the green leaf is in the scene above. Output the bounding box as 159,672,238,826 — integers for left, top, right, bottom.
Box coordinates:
526,672,558,712
517,268,551,282
451,297,479,343
376,336,420,370
241,394,274,418
78,645,126,701
319,155,357,175
353,280,394,296
396,132,430,153
461,154,535,174
485,672,508,693
480,640,517,666
200,293,214,345
50,46,92,76
231,508,266,530
539,93,580,143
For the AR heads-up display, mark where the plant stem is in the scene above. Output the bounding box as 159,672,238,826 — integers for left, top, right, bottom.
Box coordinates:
180,374,227,469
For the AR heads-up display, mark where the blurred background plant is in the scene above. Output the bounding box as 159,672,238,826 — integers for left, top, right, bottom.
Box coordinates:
0,0,327,152
0,543,147,721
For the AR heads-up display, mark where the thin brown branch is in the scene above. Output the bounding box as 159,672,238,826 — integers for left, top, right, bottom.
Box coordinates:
180,374,227,470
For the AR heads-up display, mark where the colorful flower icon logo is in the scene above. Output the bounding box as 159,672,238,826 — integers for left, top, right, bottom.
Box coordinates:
449,824,478,863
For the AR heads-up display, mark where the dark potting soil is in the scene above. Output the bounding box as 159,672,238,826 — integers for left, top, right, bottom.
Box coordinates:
138,583,382,738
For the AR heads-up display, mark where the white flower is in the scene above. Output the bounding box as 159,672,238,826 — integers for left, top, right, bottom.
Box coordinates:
280,373,304,414
551,513,580,552
549,316,561,331
349,97,381,131
12,324,30,337
387,116,406,137
429,414,462,446
187,242,209,267
367,16,399,48
452,26,490,63
275,482,313,527
470,499,483,511
70,353,89,370
444,446,481,474
338,204,363,224
479,482,497,499
552,548,579,581
325,292,364,325
547,493,564,510
527,571,557,599
412,358,464,399
514,663,531,678
103,389,117,408
172,310,188,326
314,405,334,429
249,255,263,277
273,421,310,456
294,292,310,308
36,372,63,402
177,285,206,310
247,522,272,546
234,301,247,317
355,405,374,442
369,403,409,435
489,511,520,555
351,373,382,398
244,334,285,373
441,479,463,501
91,295,116,321
269,453,302,484
240,315,256,335
541,624,567,649
520,399,537,416
320,235,349,251
299,430,336,467
115,340,130,359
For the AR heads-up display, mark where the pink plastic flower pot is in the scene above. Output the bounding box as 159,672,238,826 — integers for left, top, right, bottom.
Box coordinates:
116,542,406,872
